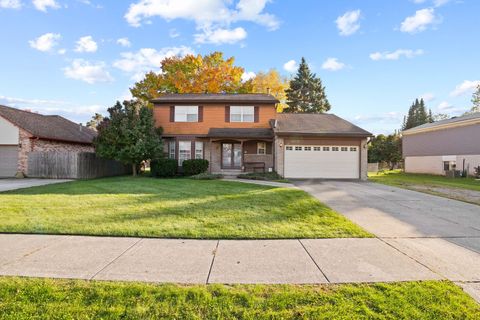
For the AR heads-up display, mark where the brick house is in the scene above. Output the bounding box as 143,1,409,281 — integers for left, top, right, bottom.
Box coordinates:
153,94,372,179
0,105,96,177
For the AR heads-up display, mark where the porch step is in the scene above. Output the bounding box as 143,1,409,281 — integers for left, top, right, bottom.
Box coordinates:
215,169,243,178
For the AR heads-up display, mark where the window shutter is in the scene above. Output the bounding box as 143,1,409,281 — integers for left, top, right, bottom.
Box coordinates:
169,106,175,122
198,106,203,122
225,106,230,122
254,106,259,123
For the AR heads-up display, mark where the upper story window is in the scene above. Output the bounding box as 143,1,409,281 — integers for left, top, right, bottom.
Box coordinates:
175,106,198,122
230,106,254,122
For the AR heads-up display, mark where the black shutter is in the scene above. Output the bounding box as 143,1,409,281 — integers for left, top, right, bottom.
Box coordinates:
169,106,175,122
225,106,230,122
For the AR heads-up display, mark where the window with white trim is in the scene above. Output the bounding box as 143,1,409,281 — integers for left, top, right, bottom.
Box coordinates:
175,106,198,122
230,106,254,122
304,146,312,151
295,146,302,151
178,141,191,165
169,141,176,159
323,146,330,151
257,142,266,155
350,147,357,152
195,141,203,159
314,147,321,151
341,147,348,152
286,146,293,151
332,147,339,151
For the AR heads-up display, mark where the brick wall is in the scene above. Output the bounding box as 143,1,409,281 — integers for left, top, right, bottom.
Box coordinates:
154,104,277,135
17,128,94,175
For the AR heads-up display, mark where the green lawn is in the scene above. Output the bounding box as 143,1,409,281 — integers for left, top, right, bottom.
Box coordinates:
369,170,480,191
0,177,370,239
0,278,478,319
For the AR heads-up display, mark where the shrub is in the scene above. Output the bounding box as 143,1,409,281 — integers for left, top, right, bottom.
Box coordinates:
151,158,177,178
182,159,209,176
190,172,223,180
237,171,286,182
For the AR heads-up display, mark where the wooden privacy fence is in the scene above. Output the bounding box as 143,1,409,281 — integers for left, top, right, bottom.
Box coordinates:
28,152,130,179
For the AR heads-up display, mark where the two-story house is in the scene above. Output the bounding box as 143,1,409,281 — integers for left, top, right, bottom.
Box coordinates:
152,93,372,180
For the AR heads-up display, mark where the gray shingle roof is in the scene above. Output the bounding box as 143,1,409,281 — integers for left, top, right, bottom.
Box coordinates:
151,93,279,104
0,105,96,144
207,128,274,139
403,112,480,133
274,113,372,137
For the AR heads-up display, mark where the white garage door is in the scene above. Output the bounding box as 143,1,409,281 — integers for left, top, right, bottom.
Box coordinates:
284,145,359,179
0,146,18,177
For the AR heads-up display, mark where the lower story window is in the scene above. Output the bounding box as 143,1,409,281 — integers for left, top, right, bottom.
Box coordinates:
257,142,266,155
169,141,175,159
178,141,191,165
195,141,204,159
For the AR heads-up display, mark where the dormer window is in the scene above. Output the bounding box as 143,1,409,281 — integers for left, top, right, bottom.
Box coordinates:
230,106,254,122
174,106,198,122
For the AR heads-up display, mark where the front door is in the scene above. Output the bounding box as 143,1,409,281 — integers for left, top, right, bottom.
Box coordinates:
222,143,242,169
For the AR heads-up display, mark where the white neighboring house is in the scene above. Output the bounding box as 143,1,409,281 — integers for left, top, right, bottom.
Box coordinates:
402,113,480,176
0,105,95,178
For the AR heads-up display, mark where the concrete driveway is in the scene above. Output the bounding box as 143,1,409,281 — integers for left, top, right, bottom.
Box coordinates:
0,179,71,192
295,180,480,299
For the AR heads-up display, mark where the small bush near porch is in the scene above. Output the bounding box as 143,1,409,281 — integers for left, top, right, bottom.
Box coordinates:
0,177,370,239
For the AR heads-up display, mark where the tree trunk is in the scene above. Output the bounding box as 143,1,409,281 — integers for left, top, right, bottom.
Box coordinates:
132,164,137,176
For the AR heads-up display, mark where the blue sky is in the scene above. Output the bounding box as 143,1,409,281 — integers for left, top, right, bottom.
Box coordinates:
0,0,479,134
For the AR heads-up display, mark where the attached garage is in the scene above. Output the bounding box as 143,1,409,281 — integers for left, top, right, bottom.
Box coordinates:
274,113,372,180
0,146,18,178
284,144,359,179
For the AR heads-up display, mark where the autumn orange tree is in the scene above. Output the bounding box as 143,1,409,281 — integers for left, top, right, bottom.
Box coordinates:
251,69,289,112
131,52,252,102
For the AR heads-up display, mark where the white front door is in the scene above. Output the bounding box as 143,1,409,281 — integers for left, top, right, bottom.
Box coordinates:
284,145,360,179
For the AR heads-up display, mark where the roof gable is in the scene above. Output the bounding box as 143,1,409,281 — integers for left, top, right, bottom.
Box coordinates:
0,105,96,144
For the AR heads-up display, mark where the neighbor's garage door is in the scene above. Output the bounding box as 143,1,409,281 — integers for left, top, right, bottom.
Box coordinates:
0,146,18,177
284,145,359,179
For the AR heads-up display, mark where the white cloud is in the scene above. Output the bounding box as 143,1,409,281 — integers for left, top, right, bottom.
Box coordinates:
335,9,361,36
352,112,403,124
420,92,435,102
113,46,194,80
437,101,452,111
116,37,131,47
194,27,247,44
241,71,255,82
283,59,297,73
125,0,279,29
400,8,438,33
433,0,451,7
0,0,22,9
63,59,113,84
29,33,61,52
369,49,424,61
124,0,279,44
32,0,59,12
57,48,66,55
322,57,346,71
75,36,98,53
450,80,480,97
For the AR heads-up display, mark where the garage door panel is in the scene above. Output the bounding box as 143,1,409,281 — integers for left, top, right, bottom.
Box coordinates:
284,145,359,179
0,146,18,177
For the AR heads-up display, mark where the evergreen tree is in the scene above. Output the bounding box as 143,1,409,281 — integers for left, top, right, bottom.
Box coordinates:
402,98,432,130
285,57,331,113
94,100,163,176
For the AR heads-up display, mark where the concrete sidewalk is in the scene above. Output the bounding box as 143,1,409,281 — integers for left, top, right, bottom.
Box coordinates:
0,234,444,284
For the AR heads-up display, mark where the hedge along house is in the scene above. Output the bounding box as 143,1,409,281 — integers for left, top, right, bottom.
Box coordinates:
152,94,372,180
0,105,96,178
403,112,480,176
